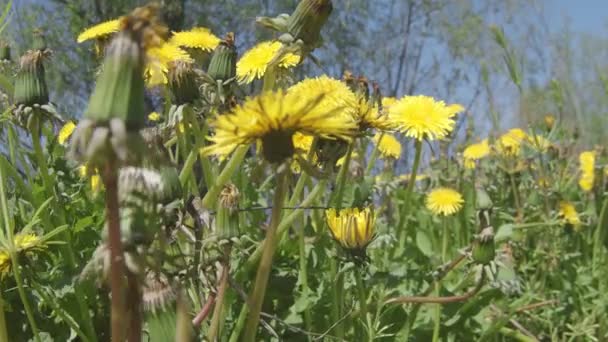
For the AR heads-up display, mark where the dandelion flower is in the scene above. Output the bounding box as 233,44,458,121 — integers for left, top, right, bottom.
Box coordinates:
336,151,359,167
325,207,376,251
526,133,552,152
578,151,595,192
79,165,102,192
13,233,43,252
389,95,463,141
145,43,192,86
236,41,300,84
544,114,555,130
559,201,581,229
148,111,161,122
463,139,490,169
496,128,527,156
77,19,121,43
373,133,401,160
58,121,76,145
288,76,358,121
293,132,314,152
382,97,397,109
0,252,10,279
169,27,220,52
202,90,357,163
426,187,464,216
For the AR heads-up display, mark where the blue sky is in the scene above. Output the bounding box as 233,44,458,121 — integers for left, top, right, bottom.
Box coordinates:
548,0,608,33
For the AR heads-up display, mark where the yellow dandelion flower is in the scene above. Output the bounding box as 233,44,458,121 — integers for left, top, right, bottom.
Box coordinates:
496,128,527,156
202,90,357,163
145,43,193,86
293,132,314,152
463,139,490,169
382,97,397,109
169,27,220,52
77,19,121,43
578,151,596,192
79,165,102,192
0,251,10,279
58,121,76,145
236,41,300,84
559,201,581,229
288,76,359,122
148,111,161,121
373,133,401,160
544,115,555,130
325,207,376,250
13,233,43,252
389,95,463,141
426,187,464,216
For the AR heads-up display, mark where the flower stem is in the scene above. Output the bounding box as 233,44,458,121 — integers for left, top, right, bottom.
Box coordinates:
331,141,354,209
208,247,231,341
298,217,313,335
366,133,384,176
397,139,423,253
243,169,289,341
0,289,7,342
102,163,127,342
355,268,368,337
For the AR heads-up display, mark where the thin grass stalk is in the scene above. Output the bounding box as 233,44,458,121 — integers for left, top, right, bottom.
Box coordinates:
0,162,40,341
102,163,126,341
242,169,290,341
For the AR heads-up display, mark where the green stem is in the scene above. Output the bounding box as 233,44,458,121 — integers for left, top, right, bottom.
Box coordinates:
31,127,53,197
593,197,608,276
397,139,423,254
184,106,215,192
298,218,313,335
329,258,344,338
201,145,248,209
508,172,522,216
431,283,441,342
243,170,290,341
208,248,230,341
498,327,537,342
433,218,449,342
229,304,248,342
355,269,368,339
365,133,384,176
331,142,354,209
0,286,8,342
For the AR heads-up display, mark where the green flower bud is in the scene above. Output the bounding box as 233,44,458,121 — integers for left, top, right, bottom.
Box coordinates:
216,183,240,240
475,187,493,228
288,0,333,45
472,227,496,265
32,29,48,52
14,50,49,107
0,41,10,62
207,33,237,82
85,31,145,130
168,60,199,105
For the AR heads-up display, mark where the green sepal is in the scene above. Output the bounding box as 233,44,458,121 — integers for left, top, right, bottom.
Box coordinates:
288,0,333,45
14,51,49,106
85,32,145,130
207,35,237,82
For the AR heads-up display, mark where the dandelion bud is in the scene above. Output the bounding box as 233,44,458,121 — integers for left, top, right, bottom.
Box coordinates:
472,227,496,265
288,0,333,45
326,207,375,261
0,41,10,62
168,60,199,105
32,29,48,52
14,50,49,107
475,187,493,229
85,31,145,129
544,114,555,131
216,183,240,240
207,33,237,82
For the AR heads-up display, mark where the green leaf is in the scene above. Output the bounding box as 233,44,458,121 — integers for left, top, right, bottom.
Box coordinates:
495,224,513,243
416,230,433,257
